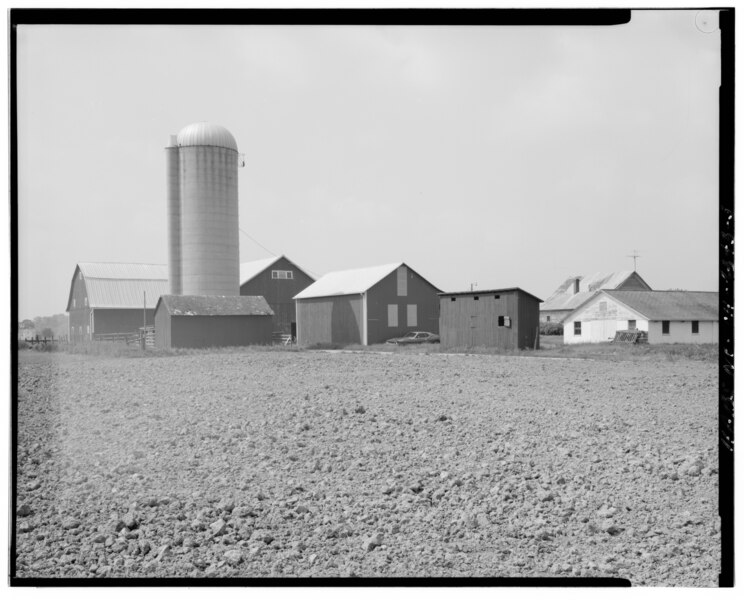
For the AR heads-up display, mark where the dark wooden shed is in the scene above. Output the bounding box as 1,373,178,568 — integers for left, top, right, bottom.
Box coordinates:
438,288,543,350
294,262,441,346
239,255,315,338
154,295,274,349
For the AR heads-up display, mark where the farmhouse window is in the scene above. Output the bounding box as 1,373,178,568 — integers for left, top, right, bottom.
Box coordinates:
271,270,293,280
498,316,505,327
397,266,407,296
691,321,699,334
407,304,417,327
574,321,582,335
388,304,398,327
599,301,607,312
662,321,670,334
546,316,551,322
628,320,636,330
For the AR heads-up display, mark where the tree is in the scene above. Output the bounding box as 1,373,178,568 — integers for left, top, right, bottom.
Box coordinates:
40,327,54,339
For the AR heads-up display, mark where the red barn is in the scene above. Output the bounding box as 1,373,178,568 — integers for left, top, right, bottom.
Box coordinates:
65,263,169,342
240,255,315,338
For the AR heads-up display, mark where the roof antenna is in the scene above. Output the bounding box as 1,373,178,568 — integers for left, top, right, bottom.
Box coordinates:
627,249,640,271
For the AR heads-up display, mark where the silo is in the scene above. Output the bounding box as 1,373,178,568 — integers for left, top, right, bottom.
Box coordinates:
166,122,241,297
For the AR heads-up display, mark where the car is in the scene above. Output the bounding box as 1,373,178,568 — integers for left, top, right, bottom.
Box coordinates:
385,331,440,345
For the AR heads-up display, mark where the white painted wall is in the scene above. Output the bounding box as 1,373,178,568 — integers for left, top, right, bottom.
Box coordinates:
563,293,647,344
647,320,718,344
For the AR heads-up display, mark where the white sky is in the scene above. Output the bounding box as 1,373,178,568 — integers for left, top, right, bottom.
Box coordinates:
15,10,721,320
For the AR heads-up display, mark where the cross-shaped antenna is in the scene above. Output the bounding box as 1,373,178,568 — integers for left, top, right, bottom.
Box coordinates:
627,249,640,271
470,282,477,292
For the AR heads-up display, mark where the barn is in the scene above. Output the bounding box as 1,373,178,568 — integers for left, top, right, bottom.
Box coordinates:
240,255,315,339
294,262,441,346
540,271,651,324
66,263,169,343
154,295,274,349
563,290,719,345
438,288,543,350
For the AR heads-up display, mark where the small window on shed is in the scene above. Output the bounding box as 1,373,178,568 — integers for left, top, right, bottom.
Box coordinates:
494,295,500,299
450,297,456,302
474,296,479,301
73,298,76,309
574,321,582,335
498,316,504,327
662,320,670,335
387,304,398,327
691,321,699,334
84,297,88,307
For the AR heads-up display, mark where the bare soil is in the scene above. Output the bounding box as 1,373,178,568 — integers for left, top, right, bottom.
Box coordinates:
14,348,720,584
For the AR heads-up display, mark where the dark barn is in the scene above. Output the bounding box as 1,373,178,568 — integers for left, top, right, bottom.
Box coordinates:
438,288,543,350
240,255,315,338
154,295,274,349
294,262,441,346
65,263,169,343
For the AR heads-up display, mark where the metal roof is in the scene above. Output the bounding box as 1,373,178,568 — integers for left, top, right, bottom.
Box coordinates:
602,290,719,321
293,262,404,300
67,263,169,310
438,287,543,303
156,295,274,316
540,271,643,312
175,122,238,152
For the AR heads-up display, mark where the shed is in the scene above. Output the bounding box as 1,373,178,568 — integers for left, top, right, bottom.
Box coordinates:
65,263,169,343
293,262,441,346
563,290,718,345
154,295,274,349
240,255,315,338
540,271,651,324
438,288,543,350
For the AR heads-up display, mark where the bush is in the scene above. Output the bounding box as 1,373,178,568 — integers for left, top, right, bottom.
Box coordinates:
17,340,29,350
540,322,564,336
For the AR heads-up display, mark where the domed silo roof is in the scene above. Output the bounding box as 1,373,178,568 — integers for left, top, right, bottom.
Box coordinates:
176,122,238,151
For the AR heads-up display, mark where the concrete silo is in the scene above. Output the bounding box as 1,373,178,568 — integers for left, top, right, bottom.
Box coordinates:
166,122,241,296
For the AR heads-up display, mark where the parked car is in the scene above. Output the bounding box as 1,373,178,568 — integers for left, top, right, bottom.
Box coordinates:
386,331,440,345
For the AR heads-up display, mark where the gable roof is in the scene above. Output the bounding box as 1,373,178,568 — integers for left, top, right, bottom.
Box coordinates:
540,271,650,312
293,262,440,300
239,255,316,286
66,262,169,311
155,295,274,316
438,288,543,303
602,290,719,321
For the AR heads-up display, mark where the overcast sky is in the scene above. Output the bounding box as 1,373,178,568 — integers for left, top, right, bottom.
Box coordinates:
16,10,721,320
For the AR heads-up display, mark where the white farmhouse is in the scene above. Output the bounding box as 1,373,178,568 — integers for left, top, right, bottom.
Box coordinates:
563,290,718,345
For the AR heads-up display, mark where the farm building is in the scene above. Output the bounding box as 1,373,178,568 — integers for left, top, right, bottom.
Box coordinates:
563,290,719,345
294,262,441,346
438,288,543,350
154,295,274,349
66,263,169,343
540,271,651,324
240,255,315,338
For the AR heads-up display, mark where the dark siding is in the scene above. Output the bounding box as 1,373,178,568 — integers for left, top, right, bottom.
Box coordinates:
240,257,315,334
517,293,541,349
68,268,92,342
440,290,538,350
92,309,155,336
366,266,440,344
169,315,273,349
296,295,363,346
617,272,652,291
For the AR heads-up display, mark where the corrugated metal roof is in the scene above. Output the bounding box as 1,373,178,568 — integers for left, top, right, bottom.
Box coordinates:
293,262,403,300
68,263,169,310
240,256,281,285
438,288,543,303
540,271,637,312
157,295,274,316
603,290,719,321
78,262,168,280
176,122,238,152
